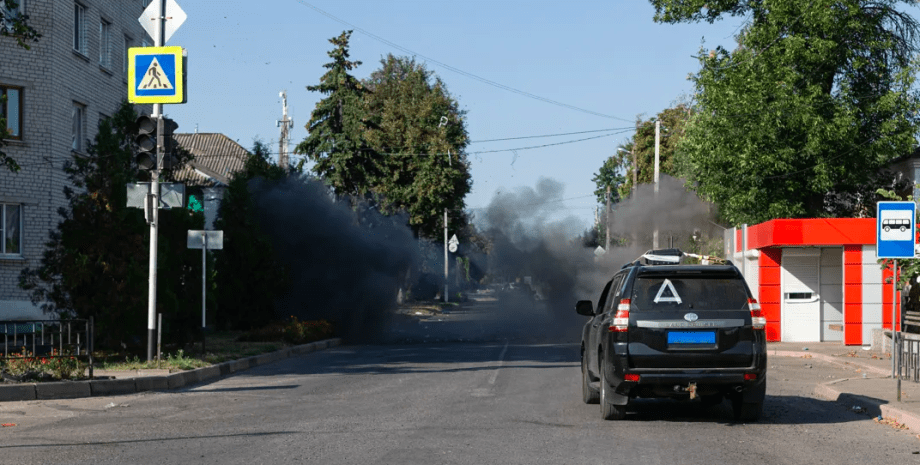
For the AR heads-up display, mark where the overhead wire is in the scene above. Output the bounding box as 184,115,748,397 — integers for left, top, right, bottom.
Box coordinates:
294,0,632,122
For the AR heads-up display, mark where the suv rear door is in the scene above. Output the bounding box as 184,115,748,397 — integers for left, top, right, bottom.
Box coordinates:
626,267,755,369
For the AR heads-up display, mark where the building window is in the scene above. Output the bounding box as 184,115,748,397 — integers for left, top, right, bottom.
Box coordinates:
72,102,85,152
1,204,22,256
1,0,25,19
99,19,112,68
73,3,86,54
0,85,23,140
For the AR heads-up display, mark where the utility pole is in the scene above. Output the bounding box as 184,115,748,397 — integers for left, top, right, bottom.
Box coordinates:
444,209,449,303
605,186,611,252
277,90,293,167
653,120,660,249
146,0,166,362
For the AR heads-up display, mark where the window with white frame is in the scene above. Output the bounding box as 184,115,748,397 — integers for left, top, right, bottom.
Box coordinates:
0,85,23,140
73,3,86,54
1,203,22,256
99,19,112,68
72,102,85,152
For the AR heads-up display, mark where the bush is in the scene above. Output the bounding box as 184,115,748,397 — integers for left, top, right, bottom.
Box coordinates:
2,348,87,381
283,317,333,345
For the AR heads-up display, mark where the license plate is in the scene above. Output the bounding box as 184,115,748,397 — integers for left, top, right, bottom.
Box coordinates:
668,331,715,344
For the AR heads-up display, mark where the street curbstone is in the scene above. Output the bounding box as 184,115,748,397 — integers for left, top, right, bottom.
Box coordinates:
135,376,168,392
36,381,91,400
0,383,37,401
196,365,220,382
229,359,247,372
90,378,137,397
1,338,342,402
218,362,232,376
166,372,187,390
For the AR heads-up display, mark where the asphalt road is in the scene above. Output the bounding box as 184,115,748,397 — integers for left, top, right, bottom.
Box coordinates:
3,302,920,463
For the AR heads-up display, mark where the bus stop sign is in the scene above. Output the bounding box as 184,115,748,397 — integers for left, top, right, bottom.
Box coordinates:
877,201,916,259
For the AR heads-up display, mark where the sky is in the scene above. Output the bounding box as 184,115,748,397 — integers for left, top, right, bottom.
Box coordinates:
164,0,748,233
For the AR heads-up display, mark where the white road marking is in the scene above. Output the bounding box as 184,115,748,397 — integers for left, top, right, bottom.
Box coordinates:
489,342,509,386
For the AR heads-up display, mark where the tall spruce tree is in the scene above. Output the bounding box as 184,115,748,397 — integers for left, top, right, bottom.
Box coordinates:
294,31,379,198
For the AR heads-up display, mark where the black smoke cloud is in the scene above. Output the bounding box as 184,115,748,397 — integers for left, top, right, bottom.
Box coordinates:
250,176,419,342
470,175,720,343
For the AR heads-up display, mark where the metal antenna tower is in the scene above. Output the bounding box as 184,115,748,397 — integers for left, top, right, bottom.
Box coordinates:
277,91,293,167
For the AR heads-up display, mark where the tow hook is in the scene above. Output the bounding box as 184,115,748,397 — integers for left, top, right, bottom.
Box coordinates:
673,382,698,399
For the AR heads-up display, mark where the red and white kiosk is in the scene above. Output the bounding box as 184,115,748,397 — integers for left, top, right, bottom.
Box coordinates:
725,219,901,345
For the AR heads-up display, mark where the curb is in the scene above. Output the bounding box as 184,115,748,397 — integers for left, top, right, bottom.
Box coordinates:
0,338,342,402
772,350,920,431
770,349,891,377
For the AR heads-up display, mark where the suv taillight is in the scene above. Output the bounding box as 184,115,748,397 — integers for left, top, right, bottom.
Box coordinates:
609,299,630,333
749,298,765,330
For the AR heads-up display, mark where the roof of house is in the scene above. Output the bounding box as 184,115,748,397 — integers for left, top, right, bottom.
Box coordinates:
171,133,250,187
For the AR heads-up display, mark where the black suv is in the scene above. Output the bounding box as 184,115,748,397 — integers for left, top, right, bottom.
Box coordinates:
577,249,767,421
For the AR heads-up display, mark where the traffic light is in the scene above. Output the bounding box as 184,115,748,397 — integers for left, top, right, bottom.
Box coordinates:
135,115,157,170
134,115,179,170
161,118,179,169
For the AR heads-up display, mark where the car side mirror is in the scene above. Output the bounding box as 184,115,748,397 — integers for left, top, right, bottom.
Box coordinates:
575,300,595,316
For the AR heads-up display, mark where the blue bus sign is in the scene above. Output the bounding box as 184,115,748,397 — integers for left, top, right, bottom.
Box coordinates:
877,201,916,259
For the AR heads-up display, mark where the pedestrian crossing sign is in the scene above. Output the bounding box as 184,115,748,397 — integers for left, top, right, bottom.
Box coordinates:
128,46,185,104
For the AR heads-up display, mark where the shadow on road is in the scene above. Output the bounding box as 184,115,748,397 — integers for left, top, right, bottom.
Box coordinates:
598,394,877,425
243,341,580,377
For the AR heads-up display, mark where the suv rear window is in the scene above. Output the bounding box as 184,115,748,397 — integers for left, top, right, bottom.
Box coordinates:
631,276,749,311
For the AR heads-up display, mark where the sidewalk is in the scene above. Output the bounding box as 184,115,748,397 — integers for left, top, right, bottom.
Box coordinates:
769,341,920,430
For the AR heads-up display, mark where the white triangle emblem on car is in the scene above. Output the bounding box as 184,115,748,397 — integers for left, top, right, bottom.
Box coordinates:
653,279,682,304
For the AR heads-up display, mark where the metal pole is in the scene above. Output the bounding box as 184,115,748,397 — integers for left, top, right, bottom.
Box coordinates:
202,234,207,356
156,313,162,368
444,209,449,303
893,259,898,377
605,186,611,252
894,259,901,401
653,120,660,249
146,0,166,363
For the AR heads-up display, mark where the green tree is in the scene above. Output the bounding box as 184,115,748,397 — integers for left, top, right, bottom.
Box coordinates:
652,0,920,225
363,55,472,240
18,102,203,349
213,140,291,330
1,0,41,172
294,31,379,198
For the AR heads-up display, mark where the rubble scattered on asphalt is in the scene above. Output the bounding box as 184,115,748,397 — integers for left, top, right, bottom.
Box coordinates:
801,354,813,359
852,405,865,413
2,423,15,427
875,415,909,430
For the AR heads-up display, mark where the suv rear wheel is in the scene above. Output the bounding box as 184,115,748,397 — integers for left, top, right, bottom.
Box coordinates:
599,364,626,420
582,353,599,404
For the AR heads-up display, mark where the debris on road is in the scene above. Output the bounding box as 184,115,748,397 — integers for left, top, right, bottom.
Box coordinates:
875,416,909,430
2,423,16,427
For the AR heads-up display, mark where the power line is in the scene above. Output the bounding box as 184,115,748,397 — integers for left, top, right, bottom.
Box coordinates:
294,1,633,122
470,127,633,143
285,129,630,158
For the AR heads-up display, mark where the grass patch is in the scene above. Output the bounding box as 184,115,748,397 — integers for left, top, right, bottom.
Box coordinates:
94,319,334,371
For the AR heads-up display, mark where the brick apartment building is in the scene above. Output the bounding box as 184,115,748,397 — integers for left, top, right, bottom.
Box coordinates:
0,0,150,319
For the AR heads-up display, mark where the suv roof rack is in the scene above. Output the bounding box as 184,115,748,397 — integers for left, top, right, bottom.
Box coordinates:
620,248,730,268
